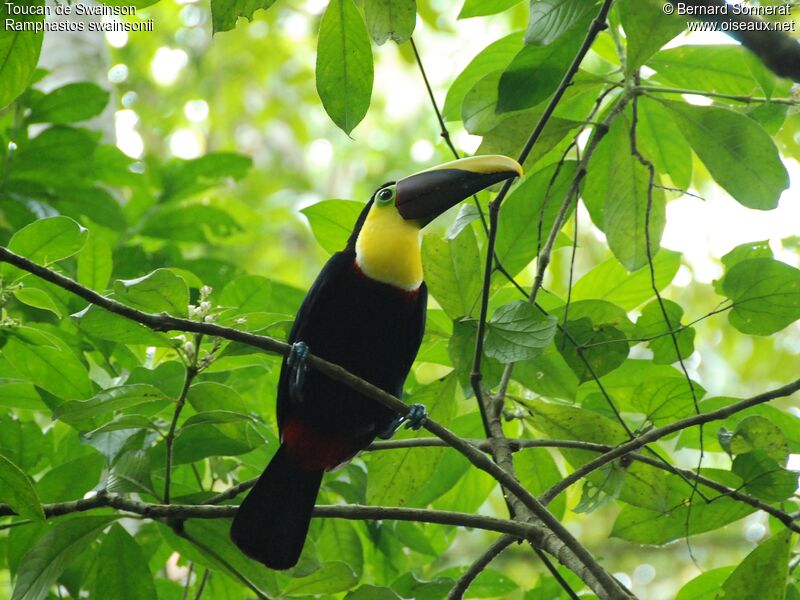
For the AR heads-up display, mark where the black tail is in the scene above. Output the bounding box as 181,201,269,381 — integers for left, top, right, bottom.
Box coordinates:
230,444,323,570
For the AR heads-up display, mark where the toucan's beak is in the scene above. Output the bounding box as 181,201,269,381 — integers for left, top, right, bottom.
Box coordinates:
395,155,523,226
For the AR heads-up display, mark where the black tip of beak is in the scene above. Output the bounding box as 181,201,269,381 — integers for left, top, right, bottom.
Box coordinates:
394,155,523,226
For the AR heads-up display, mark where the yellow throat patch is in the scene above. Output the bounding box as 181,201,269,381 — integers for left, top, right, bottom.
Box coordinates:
355,202,422,291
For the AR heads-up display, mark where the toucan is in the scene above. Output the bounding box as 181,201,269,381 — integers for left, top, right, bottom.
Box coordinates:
230,155,523,569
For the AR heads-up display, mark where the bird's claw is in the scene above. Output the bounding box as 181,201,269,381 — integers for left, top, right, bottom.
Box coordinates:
378,403,427,439
287,341,309,402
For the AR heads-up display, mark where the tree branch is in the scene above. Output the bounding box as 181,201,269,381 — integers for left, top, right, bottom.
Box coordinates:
447,534,517,600
0,246,626,599
539,377,800,505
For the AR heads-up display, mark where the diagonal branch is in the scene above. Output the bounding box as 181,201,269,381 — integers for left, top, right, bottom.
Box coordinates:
0,246,625,599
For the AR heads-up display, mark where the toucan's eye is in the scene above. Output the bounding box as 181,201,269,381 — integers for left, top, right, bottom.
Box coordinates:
376,187,395,204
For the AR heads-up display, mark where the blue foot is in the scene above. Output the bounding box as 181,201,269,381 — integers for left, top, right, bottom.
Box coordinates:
286,341,309,402
378,404,427,439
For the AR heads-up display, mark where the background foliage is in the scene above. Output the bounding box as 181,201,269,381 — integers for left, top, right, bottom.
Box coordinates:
1,0,800,598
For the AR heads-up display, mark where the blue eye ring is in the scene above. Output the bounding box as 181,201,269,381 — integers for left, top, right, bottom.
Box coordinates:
376,187,395,204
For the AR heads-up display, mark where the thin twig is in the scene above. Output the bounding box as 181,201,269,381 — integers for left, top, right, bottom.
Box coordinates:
165,359,200,504
538,377,800,505
636,85,799,105
448,535,517,599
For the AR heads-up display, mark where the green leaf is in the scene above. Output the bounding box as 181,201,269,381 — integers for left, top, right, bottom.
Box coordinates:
726,415,788,462
72,305,172,347
12,516,116,600
495,160,578,278
618,0,685,72
346,585,402,600
525,0,594,45
459,0,523,19
363,0,416,45
635,299,695,365
0,0,44,109
53,384,171,425
448,319,504,395
77,233,112,292
2,216,87,281
140,204,242,242
722,258,800,335
219,275,272,314
555,317,629,382
92,524,157,600
719,530,792,600
0,453,44,521
485,301,557,363
182,410,253,428
0,379,43,410
316,0,374,135
316,520,364,577
571,250,681,310
732,450,797,501
584,109,665,271
717,529,793,600
27,83,109,124
12,286,63,318
301,199,365,254
513,344,578,400
514,447,565,520
636,97,692,190
367,377,456,507
36,454,103,503
648,45,772,96
421,227,482,320
660,100,788,210
9,126,98,187
160,153,252,202
114,269,190,316
628,376,701,425
210,0,277,33
443,32,522,121
675,567,735,600
283,561,358,596
106,450,155,495
496,10,592,113
4,336,93,401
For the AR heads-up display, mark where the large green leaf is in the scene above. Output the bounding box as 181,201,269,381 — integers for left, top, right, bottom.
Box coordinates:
140,203,242,242
301,199,365,254
584,110,665,271
636,97,692,190
732,450,797,501
443,32,522,121
495,160,577,277
316,0,373,135
72,305,172,347
0,454,44,521
525,0,595,45
635,299,695,365
611,499,753,545
421,227,482,320
77,233,112,292
496,9,592,113
363,0,415,45
1,216,87,281
484,301,557,363
160,152,252,202
114,269,190,317
648,45,774,96
618,0,685,72
315,520,364,577
459,0,523,19
571,250,680,310
367,376,456,507
675,567,735,600
27,82,109,124
53,384,171,425
210,0,277,33
660,100,788,210
0,0,43,109
12,516,116,600
92,524,157,600
283,561,359,596
4,336,93,401
721,258,800,335
718,530,792,600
